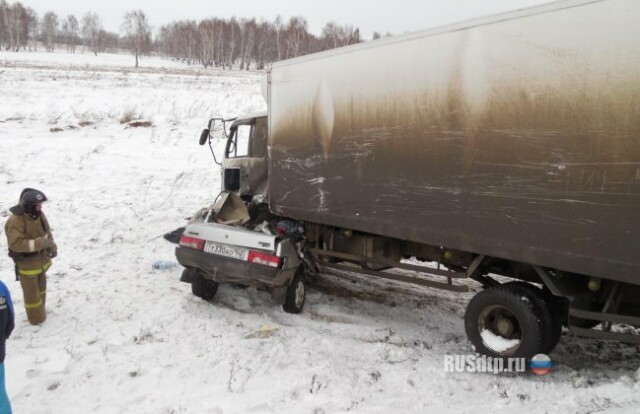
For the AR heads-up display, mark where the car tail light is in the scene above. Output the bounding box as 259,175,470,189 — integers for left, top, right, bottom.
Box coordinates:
179,235,205,250
248,250,282,268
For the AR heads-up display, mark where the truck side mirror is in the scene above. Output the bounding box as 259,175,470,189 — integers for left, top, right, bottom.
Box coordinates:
199,129,210,146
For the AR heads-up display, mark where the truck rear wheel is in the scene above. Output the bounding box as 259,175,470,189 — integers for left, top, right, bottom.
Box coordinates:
283,270,306,314
192,274,219,300
501,282,562,354
464,284,546,358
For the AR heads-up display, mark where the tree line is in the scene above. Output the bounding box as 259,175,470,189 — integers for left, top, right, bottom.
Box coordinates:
1,1,387,69
158,16,365,70
0,1,120,54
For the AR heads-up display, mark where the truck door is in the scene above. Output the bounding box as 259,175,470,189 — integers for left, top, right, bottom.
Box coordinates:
222,116,268,200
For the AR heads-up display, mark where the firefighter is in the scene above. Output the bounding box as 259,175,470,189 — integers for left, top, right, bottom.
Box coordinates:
4,188,57,325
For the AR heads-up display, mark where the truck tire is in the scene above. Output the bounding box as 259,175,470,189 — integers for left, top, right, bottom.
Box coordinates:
283,271,306,314
192,274,219,300
502,282,562,354
464,284,546,359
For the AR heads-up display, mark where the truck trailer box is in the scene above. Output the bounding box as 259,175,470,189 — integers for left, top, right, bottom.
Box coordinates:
266,0,640,284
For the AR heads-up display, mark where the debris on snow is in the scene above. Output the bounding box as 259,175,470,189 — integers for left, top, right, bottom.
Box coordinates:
244,325,280,339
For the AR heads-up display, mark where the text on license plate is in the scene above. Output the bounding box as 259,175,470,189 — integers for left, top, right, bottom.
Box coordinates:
204,242,249,260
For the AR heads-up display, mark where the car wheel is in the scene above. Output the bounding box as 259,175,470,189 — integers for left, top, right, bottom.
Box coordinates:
192,274,219,300
283,270,306,314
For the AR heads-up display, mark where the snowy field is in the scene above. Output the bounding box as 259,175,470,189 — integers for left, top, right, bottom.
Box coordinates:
0,50,260,77
0,50,639,413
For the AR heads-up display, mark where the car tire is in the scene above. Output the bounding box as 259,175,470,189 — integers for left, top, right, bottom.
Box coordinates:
283,270,306,314
192,274,219,300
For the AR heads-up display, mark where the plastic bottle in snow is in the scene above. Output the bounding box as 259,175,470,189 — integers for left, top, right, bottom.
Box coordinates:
152,260,177,271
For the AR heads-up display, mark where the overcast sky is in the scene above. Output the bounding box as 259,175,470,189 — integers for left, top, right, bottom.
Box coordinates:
21,0,553,39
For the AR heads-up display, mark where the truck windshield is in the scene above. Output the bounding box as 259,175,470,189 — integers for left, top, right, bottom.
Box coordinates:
227,125,250,158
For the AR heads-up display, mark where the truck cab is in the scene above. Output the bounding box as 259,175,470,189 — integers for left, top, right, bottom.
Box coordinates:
220,112,268,201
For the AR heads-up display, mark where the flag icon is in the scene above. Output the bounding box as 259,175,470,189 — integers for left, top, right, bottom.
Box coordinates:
530,354,552,375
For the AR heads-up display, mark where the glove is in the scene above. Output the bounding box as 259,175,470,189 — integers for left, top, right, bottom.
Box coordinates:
47,249,57,259
41,236,54,250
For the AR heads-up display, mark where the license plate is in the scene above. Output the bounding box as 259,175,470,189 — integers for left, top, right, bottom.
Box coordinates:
204,241,249,261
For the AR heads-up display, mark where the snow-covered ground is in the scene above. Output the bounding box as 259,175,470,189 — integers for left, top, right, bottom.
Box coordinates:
0,50,639,413
0,50,259,77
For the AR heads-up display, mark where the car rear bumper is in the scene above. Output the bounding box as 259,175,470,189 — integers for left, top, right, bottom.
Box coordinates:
175,246,294,288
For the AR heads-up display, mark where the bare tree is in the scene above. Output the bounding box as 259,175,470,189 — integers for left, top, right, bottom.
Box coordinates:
24,6,37,50
183,21,198,65
41,11,58,52
214,19,225,67
224,18,240,69
122,10,151,68
197,19,215,68
99,30,120,52
0,1,7,49
61,14,78,53
322,22,342,49
239,18,256,70
284,16,308,59
274,15,284,61
4,2,17,50
321,22,361,50
81,12,102,55
253,20,273,70
0,2,36,51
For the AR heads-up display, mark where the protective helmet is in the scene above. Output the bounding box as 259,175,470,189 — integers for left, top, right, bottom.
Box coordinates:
19,188,48,208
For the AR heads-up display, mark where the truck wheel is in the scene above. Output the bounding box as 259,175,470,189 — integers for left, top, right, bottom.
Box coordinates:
464,284,546,358
502,282,562,354
283,271,306,314
192,274,219,300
